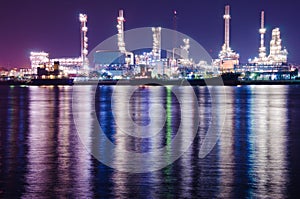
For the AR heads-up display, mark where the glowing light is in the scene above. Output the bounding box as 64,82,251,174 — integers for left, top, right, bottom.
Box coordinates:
249,11,288,66
81,27,88,32
79,13,89,69
218,5,239,72
152,27,161,61
166,87,172,146
223,14,230,19
117,10,126,53
30,51,50,74
79,14,87,22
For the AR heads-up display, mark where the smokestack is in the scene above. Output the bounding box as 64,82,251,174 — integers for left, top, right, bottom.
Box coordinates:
152,27,162,61
119,10,123,18
117,9,126,53
79,13,88,69
259,11,266,59
261,11,264,29
223,5,231,50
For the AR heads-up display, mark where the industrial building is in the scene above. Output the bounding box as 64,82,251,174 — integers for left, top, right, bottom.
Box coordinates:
29,13,89,77
28,5,296,80
214,5,240,73
236,11,295,80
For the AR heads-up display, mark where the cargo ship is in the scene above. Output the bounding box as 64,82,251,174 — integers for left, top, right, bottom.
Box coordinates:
29,78,74,86
27,61,74,85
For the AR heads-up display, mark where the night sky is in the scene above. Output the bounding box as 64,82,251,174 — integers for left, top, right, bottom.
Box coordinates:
0,0,299,68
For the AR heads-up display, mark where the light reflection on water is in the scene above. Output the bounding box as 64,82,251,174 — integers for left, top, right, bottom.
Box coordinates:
0,85,299,198
217,85,289,198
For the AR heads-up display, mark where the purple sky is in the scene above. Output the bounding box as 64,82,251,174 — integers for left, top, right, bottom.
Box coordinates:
0,0,299,68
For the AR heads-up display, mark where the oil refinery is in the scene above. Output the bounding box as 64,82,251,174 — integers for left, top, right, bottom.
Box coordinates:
2,5,298,84
215,5,240,72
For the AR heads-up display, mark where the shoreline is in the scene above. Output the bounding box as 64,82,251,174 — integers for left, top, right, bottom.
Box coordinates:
75,79,300,86
2,78,300,86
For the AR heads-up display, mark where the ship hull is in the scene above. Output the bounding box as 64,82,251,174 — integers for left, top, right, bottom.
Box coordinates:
29,78,74,86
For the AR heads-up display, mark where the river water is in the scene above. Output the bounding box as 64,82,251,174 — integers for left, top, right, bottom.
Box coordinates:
0,85,299,198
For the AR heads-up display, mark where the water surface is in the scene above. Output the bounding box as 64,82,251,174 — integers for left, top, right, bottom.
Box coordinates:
0,85,300,198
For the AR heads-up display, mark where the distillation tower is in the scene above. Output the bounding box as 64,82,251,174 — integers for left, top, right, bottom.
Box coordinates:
79,13,89,69
222,5,230,54
249,11,288,65
249,11,268,64
152,27,162,61
259,11,267,60
116,10,133,65
218,5,239,72
117,10,126,53
181,38,190,60
268,28,288,64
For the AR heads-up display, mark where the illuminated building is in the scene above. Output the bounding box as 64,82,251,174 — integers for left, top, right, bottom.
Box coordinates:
152,27,162,61
116,10,133,65
50,57,83,67
249,11,288,66
236,11,293,80
217,5,240,72
50,57,83,76
50,13,89,74
30,13,90,76
48,13,89,75
133,27,163,77
29,52,50,74
181,38,190,59
117,10,126,53
168,38,192,64
134,27,162,66
179,38,193,66
268,28,288,64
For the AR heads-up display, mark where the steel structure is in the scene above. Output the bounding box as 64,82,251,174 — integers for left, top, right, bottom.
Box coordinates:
79,13,88,69
116,10,133,65
268,28,288,64
117,10,126,53
30,52,50,74
249,11,288,65
152,27,162,61
181,38,190,60
223,5,230,52
218,5,239,72
259,11,267,59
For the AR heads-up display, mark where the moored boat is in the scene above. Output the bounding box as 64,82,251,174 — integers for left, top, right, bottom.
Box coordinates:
29,78,74,86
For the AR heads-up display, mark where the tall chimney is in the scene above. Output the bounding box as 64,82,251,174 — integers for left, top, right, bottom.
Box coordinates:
223,5,231,50
259,11,266,59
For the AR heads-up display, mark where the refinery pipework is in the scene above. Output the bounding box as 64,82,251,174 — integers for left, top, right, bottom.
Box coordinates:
249,11,288,65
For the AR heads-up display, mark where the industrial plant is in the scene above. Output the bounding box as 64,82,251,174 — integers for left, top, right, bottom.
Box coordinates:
214,5,240,72
2,5,299,84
